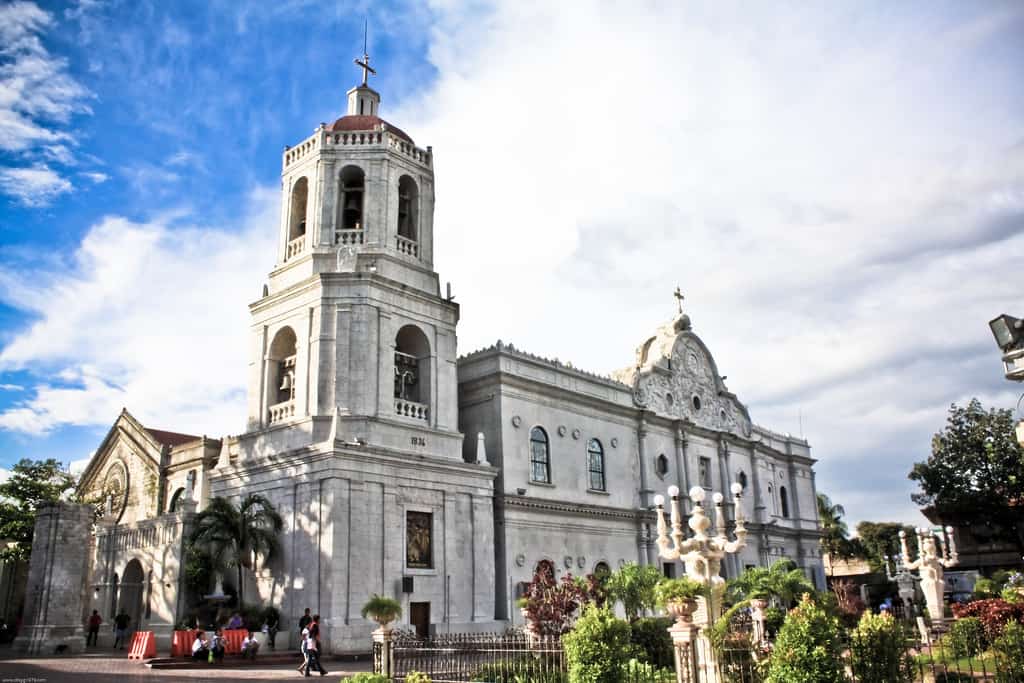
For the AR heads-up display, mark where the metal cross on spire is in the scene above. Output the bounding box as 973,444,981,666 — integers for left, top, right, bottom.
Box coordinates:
354,20,376,87
674,286,685,314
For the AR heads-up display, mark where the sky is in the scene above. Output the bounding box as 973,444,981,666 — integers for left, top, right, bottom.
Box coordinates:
0,0,1022,530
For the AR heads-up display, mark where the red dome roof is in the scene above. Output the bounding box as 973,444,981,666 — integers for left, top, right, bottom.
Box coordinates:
328,115,414,144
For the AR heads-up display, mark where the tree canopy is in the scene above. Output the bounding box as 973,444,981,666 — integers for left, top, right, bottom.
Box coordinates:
727,558,815,607
604,562,662,621
0,458,77,562
855,521,918,573
817,492,857,575
909,399,1024,552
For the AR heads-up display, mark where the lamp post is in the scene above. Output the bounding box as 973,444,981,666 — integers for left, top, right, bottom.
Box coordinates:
654,483,747,683
988,313,1024,447
900,526,958,630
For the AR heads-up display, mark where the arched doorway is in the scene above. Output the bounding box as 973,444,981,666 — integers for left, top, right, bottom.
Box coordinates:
120,559,145,634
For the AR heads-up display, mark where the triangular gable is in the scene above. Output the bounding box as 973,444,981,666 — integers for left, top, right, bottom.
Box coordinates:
76,409,166,495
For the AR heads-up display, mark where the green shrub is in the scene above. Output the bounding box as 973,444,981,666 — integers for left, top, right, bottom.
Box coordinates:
563,604,632,683
472,656,565,682
628,617,673,668
946,617,985,658
361,594,402,626
992,621,1024,683
765,595,844,683
622,658,674,683
404,672,431,683
342,675,390,683
763,607,786,637
848,612,915,683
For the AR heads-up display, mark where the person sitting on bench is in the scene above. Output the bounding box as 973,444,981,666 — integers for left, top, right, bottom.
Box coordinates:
191,632,209,661
241,631,260,660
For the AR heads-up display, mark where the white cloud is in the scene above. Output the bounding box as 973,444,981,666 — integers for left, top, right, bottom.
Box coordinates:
80,170,109,184
0,186,278,435
386,2,1024,526
0,164,72,206
0,1,92,204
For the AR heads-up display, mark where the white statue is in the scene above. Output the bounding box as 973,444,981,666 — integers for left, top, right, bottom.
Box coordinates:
900,526,958,628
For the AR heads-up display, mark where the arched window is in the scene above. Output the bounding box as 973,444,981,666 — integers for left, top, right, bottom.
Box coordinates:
394,325,430,420
587,438,605,491
655,454,669,478
289,177,308,241
168,487,186,513
780,486,790,518
397,175,418,241
267,327,297,422
529,427,550,483
737,470,748,490
338,165,365,235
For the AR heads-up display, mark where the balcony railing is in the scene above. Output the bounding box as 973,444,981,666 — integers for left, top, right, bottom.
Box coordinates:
268,400,295,424
395,398,429,421
286,235,305,260
336,229,365,246
396,235,419,258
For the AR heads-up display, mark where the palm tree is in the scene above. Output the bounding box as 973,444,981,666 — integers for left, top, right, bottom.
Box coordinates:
188,494,284,607
817,493,850,578
728,559,815,607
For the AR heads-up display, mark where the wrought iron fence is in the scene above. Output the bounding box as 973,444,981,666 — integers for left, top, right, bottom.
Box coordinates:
391,631,564,682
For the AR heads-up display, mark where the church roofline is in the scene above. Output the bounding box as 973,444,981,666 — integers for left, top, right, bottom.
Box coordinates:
458,340,630,390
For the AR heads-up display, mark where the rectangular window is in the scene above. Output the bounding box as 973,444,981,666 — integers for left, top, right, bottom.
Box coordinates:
406,511,433,569
662,562,676,578
699,456,712,488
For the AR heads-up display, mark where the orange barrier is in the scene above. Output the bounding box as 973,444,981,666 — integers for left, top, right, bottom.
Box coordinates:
170,630,199,657
221,629,247,654
127,631,156,660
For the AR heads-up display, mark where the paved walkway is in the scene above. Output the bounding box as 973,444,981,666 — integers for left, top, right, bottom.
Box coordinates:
0,651,373,682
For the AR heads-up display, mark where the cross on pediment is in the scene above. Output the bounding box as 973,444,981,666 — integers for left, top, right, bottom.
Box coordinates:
674,286,685,314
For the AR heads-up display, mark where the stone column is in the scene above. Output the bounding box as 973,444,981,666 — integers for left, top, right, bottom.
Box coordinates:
674,424,691,514
14,502,93,654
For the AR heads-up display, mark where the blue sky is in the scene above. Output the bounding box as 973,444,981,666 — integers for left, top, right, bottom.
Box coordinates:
0,0,1022,529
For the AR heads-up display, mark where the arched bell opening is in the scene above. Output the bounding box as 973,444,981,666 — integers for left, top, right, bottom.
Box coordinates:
393,324,430,420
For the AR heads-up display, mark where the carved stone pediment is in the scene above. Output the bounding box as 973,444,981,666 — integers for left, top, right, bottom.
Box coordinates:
76,410,166,524
624,314,752,437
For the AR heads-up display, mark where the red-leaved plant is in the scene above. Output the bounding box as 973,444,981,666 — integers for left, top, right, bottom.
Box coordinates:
522,561,605,636
951,598,1024,642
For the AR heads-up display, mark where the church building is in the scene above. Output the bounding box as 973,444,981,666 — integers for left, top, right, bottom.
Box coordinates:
45,55,824,654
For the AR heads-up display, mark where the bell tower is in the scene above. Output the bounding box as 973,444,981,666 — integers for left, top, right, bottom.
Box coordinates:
245,49,461,463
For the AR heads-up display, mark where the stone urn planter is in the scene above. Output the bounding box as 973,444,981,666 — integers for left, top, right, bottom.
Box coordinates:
665,598,698,625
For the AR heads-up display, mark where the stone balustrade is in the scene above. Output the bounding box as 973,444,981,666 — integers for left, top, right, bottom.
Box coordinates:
396,235,419,258
268,400,295,424
97,518,184,553
395,398,429,421
284,128,432,170
336,229,365,246
286,235,305,260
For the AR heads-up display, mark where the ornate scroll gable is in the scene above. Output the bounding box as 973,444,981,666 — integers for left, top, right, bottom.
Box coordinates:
627,314,752,438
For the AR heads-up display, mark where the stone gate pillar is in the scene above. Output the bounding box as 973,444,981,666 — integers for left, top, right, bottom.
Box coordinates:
14,502,94,654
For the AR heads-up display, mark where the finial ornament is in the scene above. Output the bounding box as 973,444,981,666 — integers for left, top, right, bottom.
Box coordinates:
674,286,685,314
354,20,377,87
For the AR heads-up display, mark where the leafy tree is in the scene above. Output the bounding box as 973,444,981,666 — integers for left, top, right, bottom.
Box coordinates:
0,458,76,562
817,493,855,576
187,494,283,607
727,559,814,607
855,521,918,573
522,563,601,636
910,399,1024,553
604,562,662,622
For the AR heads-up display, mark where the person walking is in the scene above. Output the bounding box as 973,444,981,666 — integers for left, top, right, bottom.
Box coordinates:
113,609,130,649
86,610,102,646
296,608,312,672
262,612,279,650
301,616,327,677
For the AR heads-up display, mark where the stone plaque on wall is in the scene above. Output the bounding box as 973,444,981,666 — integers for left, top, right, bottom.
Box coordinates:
406,511,433,569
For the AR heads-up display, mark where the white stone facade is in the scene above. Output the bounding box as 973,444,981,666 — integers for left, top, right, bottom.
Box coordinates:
63,69,823,654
